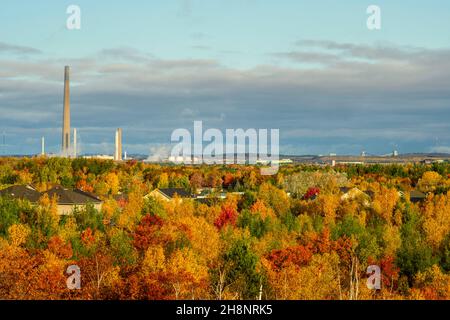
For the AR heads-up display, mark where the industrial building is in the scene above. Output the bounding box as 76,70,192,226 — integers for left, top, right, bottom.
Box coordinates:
56,66,124,161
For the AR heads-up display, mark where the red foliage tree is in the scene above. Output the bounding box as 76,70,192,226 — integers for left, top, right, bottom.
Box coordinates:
189,172,204,190
266,245,314,271
223,173,235,188
303,187,320,200
367,255,400,289
81,228,95,246
214,205,238,230
301,228,353,264
133,215,165,251
47,236,73,259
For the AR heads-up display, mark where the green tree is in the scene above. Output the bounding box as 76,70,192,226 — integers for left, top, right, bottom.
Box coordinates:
220,238,263,299
396,207,438,283
0,198,22,236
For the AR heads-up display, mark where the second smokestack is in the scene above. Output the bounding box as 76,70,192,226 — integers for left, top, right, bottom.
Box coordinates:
62,66,71,156
115,128,123,161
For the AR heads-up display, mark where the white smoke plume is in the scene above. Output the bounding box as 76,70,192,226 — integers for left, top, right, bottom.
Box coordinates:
146,144,172,162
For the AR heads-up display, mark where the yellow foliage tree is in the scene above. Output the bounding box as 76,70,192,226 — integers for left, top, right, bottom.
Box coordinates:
413,265,450,300
102,198,120,222
383,224,402,257
258,183,290,216
59,216,78,243
117,188,144,231
17,169,33,185
38,193,60,231
166,248,209,299
263,253,341,300
423,193,450,249
250,199,275,220
319,194,340,226
8,224,31,247
105,172,120,195
417,171,443,193
142,245,166,275
157,173,169,189
372,187,399,224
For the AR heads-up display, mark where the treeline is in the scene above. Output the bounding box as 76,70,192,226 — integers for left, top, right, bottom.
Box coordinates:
0,157,449,300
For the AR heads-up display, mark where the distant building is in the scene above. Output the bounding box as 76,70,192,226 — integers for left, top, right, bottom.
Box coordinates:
337,161,365,165
83,155,115,160
256,159,293,165
147,188,192,202
421,159,444,165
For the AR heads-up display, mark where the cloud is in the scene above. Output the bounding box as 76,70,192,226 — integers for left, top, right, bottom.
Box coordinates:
294,40,425,61
276,40,450,69
273,51,342,65
1,41,450,155
99,47,154,62
191,32,209,40
178,0,193,18
429,146,450,154
191,45,211,51
0,42,41,55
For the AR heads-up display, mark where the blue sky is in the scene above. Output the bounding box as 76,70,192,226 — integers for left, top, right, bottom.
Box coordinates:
0,1,450,155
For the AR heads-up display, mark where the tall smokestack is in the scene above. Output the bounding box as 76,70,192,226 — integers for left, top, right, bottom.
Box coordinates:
62,66,71,156
114,128,123,161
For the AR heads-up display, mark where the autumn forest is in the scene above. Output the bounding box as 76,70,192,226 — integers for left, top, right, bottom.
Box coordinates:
0,157,449,300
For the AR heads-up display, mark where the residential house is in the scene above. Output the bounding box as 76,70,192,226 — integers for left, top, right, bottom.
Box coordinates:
44,185,103,215
340,187,372,206
0,184,103,215
147,188,192,202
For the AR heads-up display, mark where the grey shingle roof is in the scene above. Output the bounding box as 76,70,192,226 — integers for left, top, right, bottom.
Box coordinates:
44,185,102,205
158,188,192,199
1,184,102,205
0,185,41,202
410,190,427,203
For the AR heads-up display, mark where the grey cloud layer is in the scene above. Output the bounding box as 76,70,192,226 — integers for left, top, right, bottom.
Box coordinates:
0,42,42,55
0,40,449,155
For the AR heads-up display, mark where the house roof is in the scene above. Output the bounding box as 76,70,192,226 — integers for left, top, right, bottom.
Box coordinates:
113,193,129,202
44,185,102,205
0,185,41,202
340,187,375,199
157,188,192,199
410,190,427,203
339,187,351,194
